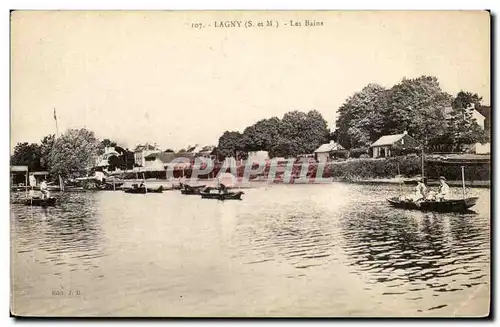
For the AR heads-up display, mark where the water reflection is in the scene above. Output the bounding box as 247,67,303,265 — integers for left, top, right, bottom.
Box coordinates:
12,192,107,273
10,183,490,316
340,199,489,309
234,204,336,270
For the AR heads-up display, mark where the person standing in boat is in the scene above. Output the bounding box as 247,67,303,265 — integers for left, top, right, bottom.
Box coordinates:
435,176,450,201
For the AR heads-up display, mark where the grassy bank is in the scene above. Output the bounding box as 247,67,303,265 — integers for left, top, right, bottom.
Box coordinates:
118,155,490,183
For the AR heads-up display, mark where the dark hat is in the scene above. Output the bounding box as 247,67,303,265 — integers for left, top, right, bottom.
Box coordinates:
439,176,446,181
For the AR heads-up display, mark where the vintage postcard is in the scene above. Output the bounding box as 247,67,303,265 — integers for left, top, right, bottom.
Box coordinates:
10,10,490,317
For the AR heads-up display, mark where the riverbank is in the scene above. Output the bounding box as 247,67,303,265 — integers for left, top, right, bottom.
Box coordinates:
349,178,490,188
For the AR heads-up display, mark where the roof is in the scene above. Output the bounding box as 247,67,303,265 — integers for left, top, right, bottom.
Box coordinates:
145,152,195,163
134,144,160,152
200,145,216,153
476,105,490,119
314,141,345,153
31,171,49,176
371,133,408,147
443,105,488,119
10,165,28,172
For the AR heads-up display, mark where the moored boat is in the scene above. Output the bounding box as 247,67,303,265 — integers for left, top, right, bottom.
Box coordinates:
387,197,478,213
180,184,206,195
200,190,244,200
124,185,163,194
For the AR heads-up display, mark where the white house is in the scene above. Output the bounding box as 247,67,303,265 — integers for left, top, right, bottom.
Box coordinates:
144,152,195,170
134,143,161,167
370,131,420,158
248,150,269,163
443,105,490,154
314,141,346,162
94,146,121,168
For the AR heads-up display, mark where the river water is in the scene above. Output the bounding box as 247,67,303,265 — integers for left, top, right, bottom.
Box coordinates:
10,183,490,317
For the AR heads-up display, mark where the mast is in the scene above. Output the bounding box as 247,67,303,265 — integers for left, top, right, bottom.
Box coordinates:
54,108,64,192
461,166,466,200
397,163,403,195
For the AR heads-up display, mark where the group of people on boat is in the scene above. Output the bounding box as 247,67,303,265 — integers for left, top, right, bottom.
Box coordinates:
404,176,450,203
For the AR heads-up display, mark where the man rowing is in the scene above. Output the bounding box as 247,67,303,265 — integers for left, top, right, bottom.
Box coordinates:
426,176,450,201
435,176,450,201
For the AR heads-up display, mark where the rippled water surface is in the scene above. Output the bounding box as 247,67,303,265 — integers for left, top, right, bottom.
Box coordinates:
11,183,490,317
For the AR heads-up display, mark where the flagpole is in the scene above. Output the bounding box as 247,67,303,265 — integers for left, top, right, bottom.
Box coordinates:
54,108,59,138
53,108,64,192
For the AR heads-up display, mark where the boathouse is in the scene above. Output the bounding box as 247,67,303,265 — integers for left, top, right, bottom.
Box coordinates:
370,131,420,158
314,141,346,162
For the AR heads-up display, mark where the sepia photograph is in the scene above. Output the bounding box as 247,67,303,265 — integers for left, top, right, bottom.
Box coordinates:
9,10,491,317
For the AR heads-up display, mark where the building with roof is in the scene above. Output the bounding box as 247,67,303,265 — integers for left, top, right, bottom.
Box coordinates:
314,141,347,162
134,143,161,167
196,145,217,159
442,105,490,154
144,152,195,170
370,131,420,158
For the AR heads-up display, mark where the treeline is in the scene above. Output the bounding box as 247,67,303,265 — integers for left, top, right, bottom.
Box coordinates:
333,76,489,151
10,129,134,179
217,110,330,159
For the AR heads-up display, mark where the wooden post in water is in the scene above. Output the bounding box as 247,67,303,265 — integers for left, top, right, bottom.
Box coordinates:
461,166,466,200
25,171,28,199
397,163,403,195
421,144,425,180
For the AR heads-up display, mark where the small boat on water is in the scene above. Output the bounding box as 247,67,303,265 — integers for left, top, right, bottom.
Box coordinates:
200,189,244,200
180,184,206,195
24,197,57,207
124,185,163,194
387,197,478,213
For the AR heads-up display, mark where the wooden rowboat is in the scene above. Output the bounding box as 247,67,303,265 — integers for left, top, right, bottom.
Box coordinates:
200,191,244,200
124,186,163,194
387,197,478,213
180,184,206,195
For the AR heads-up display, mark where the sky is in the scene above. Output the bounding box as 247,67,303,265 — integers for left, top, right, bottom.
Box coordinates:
10,10,490,151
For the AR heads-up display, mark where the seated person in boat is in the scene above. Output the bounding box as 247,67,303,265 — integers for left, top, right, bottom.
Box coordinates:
426,176,450,201
218,183,228,194
435,176,449,201
401,177,427,202
40,179,50,199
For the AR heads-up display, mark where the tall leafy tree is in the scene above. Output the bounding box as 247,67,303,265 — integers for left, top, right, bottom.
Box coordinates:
217,131,246,159
334,83,388,149
443,91,489,151
10,142,43,171
384,76,450,146
40,134,55,170
48,128,100,178
242,117,281,152
97,138,119,155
